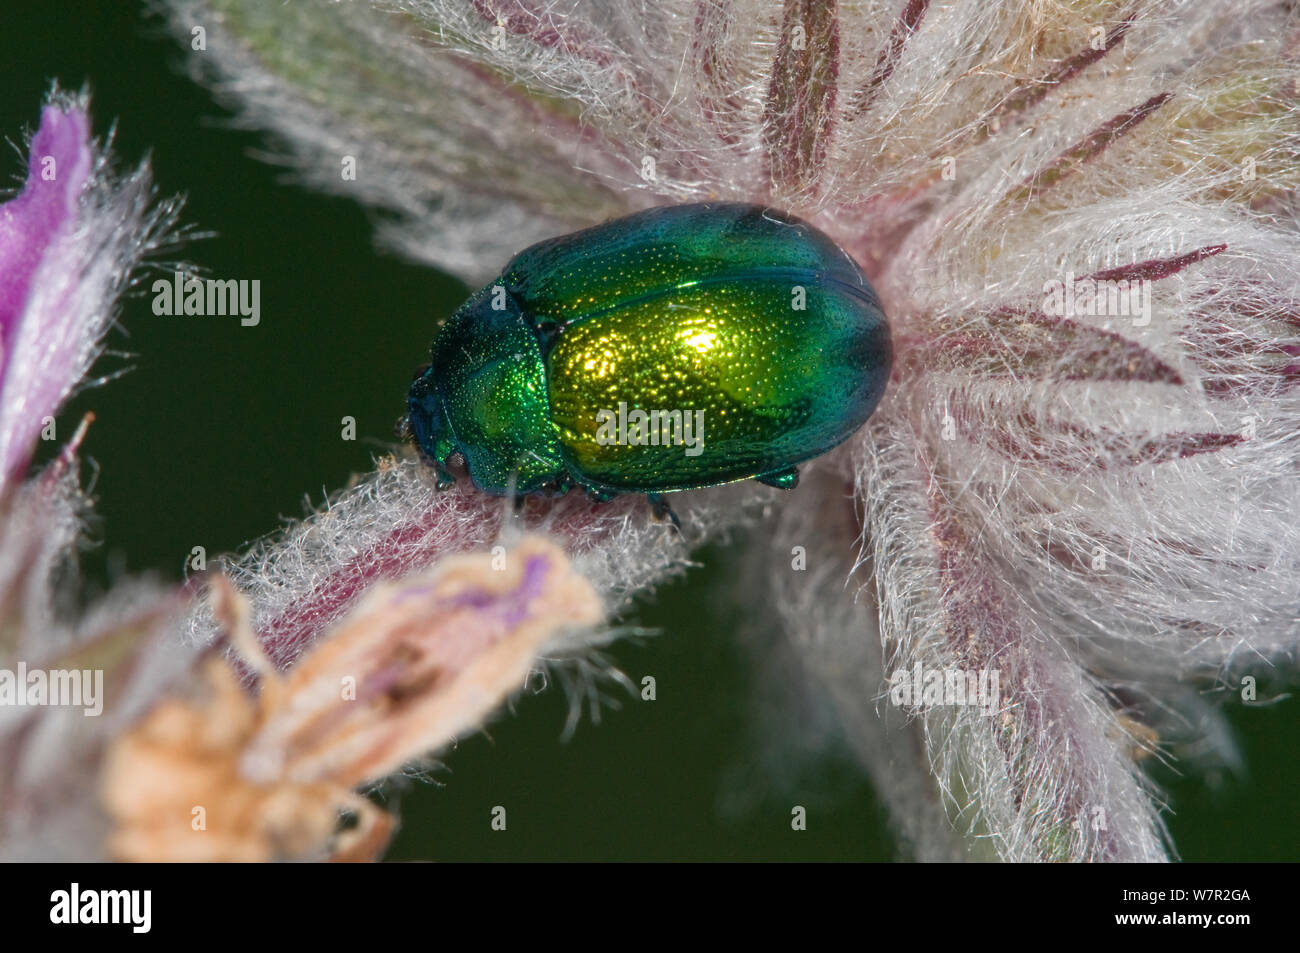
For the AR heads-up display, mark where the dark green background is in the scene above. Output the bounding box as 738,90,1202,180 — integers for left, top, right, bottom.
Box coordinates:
3,1,1294,861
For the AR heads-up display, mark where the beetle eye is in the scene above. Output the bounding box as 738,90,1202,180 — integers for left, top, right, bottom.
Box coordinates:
410,362,431,382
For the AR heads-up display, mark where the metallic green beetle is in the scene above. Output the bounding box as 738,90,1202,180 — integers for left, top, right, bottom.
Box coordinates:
405,202,891,514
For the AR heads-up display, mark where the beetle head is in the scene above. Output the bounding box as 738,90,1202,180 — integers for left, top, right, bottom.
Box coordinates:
407,363,456,488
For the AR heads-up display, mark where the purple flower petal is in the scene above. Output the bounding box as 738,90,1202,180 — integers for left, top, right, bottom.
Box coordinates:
0,104,93,488
0,96,177,493
0,107,91,350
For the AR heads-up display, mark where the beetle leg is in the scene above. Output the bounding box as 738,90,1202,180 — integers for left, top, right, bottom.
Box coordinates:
534,480,567,498
646,494,682,531
756,466,799,490
432,463,457,490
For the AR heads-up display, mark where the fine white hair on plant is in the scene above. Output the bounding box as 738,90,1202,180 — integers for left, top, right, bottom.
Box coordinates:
130,0,1300,862
180,452,772,668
